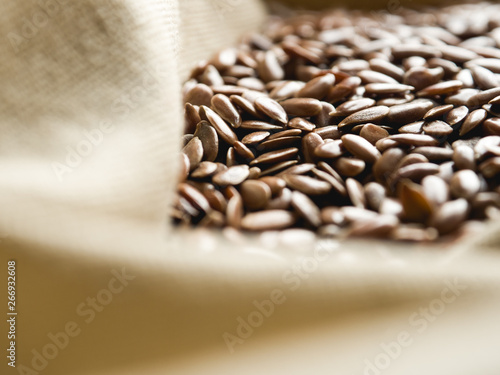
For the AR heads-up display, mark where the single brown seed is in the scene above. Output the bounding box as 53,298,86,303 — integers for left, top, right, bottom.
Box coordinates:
467,87,500,106
397,154,429,169
474,136,500,161
226,194,244,228
302,132,324,163
387,100,435,125
279,98,323,117
258,136,302,151
311,168,347,196
184,83,213,106
237,77,265,91
373,148,406,183
199,64,224,86
347,215,399,238
375,138,401,153
260,176,286,196
417,80,463,97
453,145,476,171
230,95,262,118
182,136,203,171
346,178,366,208
178,183,212,213
203,189,227,213
341,134,381,164
364,182,386,211
211,94,242,128
422,175,449,206
388,134,440,146
314,139,345,159
258,50,285,83
283,174,332,195
483,118,500,135
233,141,255,160
399,180,433,222
334,157,366,177
254,96,288,124
178,153,190,182
240,180,272,210
399,121,424,134
191,161,218,179
479,157,500,178
267,129,302,140
291,191,322,227
403,67,444,91
250,147,299,166
450,170,481,199
226,147,236,167
359,124,390,145
313,101,336,127
241,131,270,145
411,146,453,161
392,44,440,59
212,165,250,186
277,163,316,177
339,106,390,128
365,83,414,95
241,210,296,231
240,120,283,130
358,70,399,84
423,104,454,120
184,103,201,134
369,58,405,81
435,45,478,63
331,98,376,117
314,125,341,140
326,76,362,103
288,117,316,132
396,162,440,182
422,120,453,137
202,106,238,145
470,65,499,90
269,81,305,100
446,106,469,126
459,109,488,136
446,89,480,106
296,73,335,100
429,199,469,235
194,121,219,162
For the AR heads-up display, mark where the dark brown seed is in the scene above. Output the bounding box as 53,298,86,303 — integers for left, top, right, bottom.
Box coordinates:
302,132,324,163
422,175,449,206
396,162,440,181
203,189,227,212
339,106,390,128
199,65,224,86
373,148,406,183
489,96,500,105
203,106,238,145
346,178,366,208
417,80,463,97
260,160,298,177
483,118,500,135
435,45,478,63
250,147,299,165
313,101,336,127
237,77,265,91
241,131,270,145
359,124,389,145
184,83,213,106
446,106,469,126
178,183,211,213
347,215,399,238
191,161,218,179
248,167,261,179
277,163,316,177
240,120,283,130
423,104,454,120
392,44,440,59
397,154,429,169
455,69,475,89
194,121,219,162
269,81,305,100
314,139,344,158
326,76,362,103
311,168,347,196
258,136,302,151
211,85,247,96
211,94,242,128
254,96,288,124
364,182,386,211
376,138,401,153
230,95,262,118
331,98,376,117
428,57,460,76
241,210,295,231
184,103,201,134
459,109,488,136
296,73,335,100
358,70,399,84
450,170,481,199
429,199,469,235
453,145,476,171
240,180,272,210
334,157,366,177
422,120,453,137
387,100,435,125
283,174,331,195
212,165,249,186
182,136,203,171
399,181,433,222
288,117,316,132
226,147,236,167
388,134,440,146
341,134,381,164
412,147,453,161
282,40,322,64
279,98,323,117
466,58,500,73
446,89,480,106
291,191,322,227
474,136,500,161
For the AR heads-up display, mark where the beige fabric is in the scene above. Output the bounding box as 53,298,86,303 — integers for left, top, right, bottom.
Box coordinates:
0,1,500,374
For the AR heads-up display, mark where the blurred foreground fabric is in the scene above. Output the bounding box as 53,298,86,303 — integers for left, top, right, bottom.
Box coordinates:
0,1,500,374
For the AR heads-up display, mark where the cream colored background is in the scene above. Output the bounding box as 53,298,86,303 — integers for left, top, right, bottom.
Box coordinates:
0,1,500,374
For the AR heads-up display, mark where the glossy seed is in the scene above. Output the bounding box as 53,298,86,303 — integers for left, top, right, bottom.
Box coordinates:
279,98,323,117
240,180,272,210
291,191,322,227
182,136,203,171
283,174,332,195
339,106,390,128
254,96,288,124
212,165,250,186
241,210,295,231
